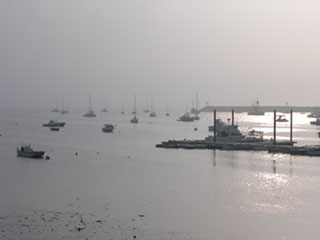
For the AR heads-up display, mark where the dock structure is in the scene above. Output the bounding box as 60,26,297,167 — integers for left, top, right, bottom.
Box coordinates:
156,109,320,156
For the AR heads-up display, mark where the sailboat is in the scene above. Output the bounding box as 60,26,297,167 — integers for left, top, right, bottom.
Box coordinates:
149,98,156,117
101,97,108,112
51,99,60,113
83,94,96,118
61,99,69,114
130,94,138,123
248,99,265,116
166,101,170,116
143,98,150,113
191,92,200,120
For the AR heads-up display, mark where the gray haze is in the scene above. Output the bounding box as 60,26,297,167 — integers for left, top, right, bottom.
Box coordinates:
1,0,320,109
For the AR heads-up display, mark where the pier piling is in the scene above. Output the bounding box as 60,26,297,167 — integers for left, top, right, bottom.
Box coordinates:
274,110,276,145
290,110,293,142
232,109,234,126
214,110,217,142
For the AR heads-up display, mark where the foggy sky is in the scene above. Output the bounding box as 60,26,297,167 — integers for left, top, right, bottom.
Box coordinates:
1,0,320,109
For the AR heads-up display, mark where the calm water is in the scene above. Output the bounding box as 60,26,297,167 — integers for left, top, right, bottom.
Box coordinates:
1,107,320,239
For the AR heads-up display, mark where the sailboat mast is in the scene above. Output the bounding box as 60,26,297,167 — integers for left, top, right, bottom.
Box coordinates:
151,97,153,112
196,92,199,110
134,94,137,117
89,94,92,111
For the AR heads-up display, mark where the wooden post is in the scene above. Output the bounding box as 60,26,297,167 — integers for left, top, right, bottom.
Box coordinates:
290,110,293,143
232,109,234,126
273,110,276,145
214,110,217,142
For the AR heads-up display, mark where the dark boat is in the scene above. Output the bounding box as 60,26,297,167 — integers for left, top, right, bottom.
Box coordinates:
177,113,194,122
102,124,115,132
17,146,45,159
43,120,65,127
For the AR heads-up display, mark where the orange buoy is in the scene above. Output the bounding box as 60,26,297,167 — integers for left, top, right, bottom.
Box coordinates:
45,155,50,160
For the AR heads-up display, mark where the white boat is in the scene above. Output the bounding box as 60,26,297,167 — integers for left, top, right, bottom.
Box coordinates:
102,124,115,132
248,99,265,115
208,119,227,131
205,120,244,142
17,145,45,159
43,120,65,127
241,130,264,142
83,94,96,118
130,94,138,123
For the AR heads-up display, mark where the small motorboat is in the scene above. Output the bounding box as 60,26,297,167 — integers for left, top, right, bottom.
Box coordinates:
102,124,115,132
276,115,289,122
43,120,65,127
149,111,156,117
50,127,60,131
177,113,194,122
17,145,45,159
130,116,138,124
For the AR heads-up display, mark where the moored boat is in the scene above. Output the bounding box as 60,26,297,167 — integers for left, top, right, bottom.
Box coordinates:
17,145,45,159
102,124,115,132
43,120,65,127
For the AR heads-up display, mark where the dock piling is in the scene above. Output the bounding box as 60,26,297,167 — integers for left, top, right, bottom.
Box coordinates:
232,109,234,126
274,110,276,145
214,110,217,142
290,110,293,142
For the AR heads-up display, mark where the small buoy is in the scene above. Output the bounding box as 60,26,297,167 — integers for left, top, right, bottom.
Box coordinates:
194,128,198,131
75,152,78,155
45,155,50,160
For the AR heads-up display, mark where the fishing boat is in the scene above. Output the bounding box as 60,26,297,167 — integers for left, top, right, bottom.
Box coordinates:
130,94,138,124
43,120,65,127
177,112,194,122
83,94,96,118
102,124,115,132
17,145,45,159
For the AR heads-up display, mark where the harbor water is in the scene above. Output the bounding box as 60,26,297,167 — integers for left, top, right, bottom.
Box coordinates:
1,107,320,239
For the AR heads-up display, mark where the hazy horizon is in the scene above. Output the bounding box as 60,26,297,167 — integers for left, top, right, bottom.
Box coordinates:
1,0,320,108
